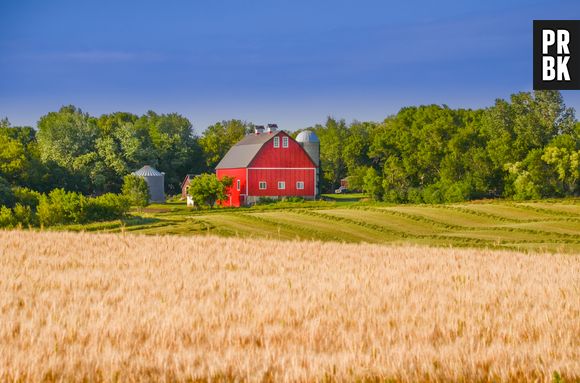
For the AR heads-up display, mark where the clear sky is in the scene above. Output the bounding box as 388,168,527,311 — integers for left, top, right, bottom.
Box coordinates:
1,0,579,134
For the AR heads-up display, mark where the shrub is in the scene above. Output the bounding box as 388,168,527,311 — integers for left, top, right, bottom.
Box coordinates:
122,175,150,208
282,196,305,203
13,203,34,227
443,181,472,203
406,187,423,204
85,193,130,221
12,187,42,209
0,176,15,207
421,184,444,204
0,206,15,228
188,174,232,208
37,189,85,226
256,197,277,205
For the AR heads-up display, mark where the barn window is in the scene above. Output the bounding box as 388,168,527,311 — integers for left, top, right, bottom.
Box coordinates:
236,179,240,191
273,136,280,148
259,181,267,190
296,181,304,190
282,136,289,148
278,181,286,190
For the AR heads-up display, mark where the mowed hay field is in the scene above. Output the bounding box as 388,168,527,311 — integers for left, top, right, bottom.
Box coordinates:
67,199,580,253
1,231,579,382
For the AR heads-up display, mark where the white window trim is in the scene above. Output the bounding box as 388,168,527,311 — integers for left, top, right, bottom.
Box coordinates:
296,181,304,190
259,181,267,190
236,179,240,191
248,167,315,170
273,136,280,148
282,136,289,148
278,181,286,190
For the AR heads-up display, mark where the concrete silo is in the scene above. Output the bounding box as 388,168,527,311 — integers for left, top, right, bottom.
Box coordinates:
132,165,165,203
296,130,320,197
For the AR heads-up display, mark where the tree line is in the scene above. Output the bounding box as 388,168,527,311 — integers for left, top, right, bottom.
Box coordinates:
299,90,578,202
0,107,252,195
1,90,579,210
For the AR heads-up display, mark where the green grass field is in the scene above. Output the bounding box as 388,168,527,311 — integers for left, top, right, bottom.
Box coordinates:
55,197,580,253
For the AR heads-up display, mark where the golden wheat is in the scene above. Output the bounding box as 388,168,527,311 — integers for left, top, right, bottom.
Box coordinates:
0,230,578,382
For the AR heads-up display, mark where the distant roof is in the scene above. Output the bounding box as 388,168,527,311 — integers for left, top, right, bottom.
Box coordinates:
132,165,163,177
181,174,200,188
216,131,281,169
296,130,319,143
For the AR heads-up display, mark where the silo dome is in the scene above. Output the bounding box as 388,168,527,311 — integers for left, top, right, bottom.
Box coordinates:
132,165,165,203
296,130,320,143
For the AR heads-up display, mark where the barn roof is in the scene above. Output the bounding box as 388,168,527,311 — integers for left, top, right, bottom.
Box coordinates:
216,131,281,169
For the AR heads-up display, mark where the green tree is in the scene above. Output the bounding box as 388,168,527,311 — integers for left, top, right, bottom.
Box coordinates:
0,176,15,207
187,173,233,208
37,106,99,193
541,145,579,195
0,206,15,228
0,128,27,183
122,175,150,208
199,120,251,170
362,167,383,201
37,189,85,226
381,157,409,203
133,111,202,193
313,117,350,192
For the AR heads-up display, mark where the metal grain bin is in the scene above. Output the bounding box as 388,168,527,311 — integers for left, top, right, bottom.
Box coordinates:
132,165,165,203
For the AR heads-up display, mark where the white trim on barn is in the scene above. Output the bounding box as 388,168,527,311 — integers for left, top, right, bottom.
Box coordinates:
248,167,316,170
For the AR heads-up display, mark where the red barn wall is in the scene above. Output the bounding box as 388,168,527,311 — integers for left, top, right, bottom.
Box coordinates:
249,131,315,168
217,168,247,207
248,168,315,197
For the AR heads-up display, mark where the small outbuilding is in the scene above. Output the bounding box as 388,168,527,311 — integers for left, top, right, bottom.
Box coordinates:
132,165,165,203
181,174,200,207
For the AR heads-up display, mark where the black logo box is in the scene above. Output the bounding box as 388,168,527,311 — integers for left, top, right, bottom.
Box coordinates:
533,20,580,90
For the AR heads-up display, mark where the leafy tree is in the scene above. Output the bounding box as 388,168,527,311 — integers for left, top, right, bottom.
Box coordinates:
381,157,409,203
0,128,27,183
0,206,15,228
12,187,42,209
312,117,350,192
343,121,374,173
362,167,383,201
0,176,15,207
542,134,580,195
133,111,202,193
37,189,85,226
122,175,150,208
187,173,233,208
37,106,99,193
85,193,130,221
13,203,33,227
199,120,251,170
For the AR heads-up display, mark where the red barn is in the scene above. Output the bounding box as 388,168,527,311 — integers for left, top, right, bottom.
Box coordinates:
216,124,319,207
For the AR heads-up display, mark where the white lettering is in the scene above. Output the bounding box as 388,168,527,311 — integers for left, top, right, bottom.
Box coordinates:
543,29,555,54
543,56,555,81
557,30,570,55
557,56,570,80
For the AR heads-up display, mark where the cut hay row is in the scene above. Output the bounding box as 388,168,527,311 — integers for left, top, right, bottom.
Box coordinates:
352,206,580,241
51,200,580,253
0,230,578,382
290,208,580,251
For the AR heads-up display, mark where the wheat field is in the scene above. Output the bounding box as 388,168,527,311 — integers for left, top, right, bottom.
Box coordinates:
0,230,579,382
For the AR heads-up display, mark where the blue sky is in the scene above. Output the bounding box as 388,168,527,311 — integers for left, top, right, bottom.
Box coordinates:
1,0,579,134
